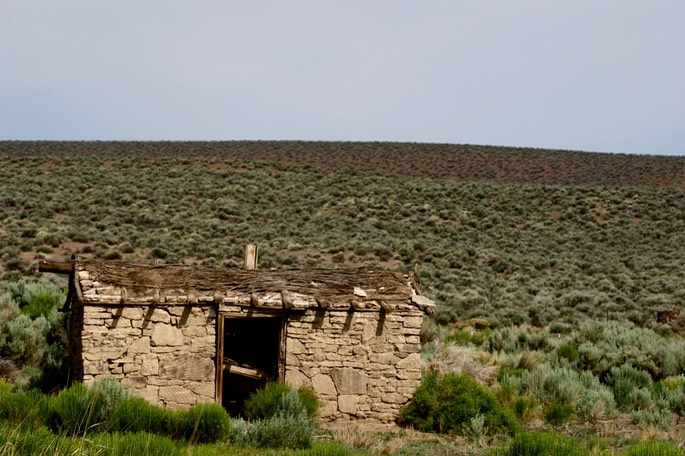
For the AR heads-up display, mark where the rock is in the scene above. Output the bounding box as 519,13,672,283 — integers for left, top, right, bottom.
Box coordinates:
151,325,183,346
159,386,196,405
338,395,359,414
331,368,368,395
285,369,310,388
312,373,337,396
396,353,421,370
159,355,214,381
127,337,151,355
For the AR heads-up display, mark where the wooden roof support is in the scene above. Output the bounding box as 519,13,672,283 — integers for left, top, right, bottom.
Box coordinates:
379,300,393,313
250,292,260,307
281,290,293,310
38,260,74,274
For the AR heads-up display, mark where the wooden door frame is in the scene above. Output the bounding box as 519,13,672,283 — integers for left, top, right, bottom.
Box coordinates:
215,312,286,405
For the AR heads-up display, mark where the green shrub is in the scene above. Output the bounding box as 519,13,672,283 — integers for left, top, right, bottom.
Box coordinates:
0,387,47,428
510,396,538,423
231,391,316,449
0,282,69,393
555,343,578,362
107,396,169,435
543,403,574,426
517,366,615,421
398,371,518,435
176,402,231,444
491,432,588,456
244,381,292,420
622,440,685,456
573,321,685,380
92,375,134,413
7,280,64,319
243,412,315,449
630,409,672,429
653,377,685,416
46,382,105,436
244,381,319,420
296,386,320,419
606,364,654,411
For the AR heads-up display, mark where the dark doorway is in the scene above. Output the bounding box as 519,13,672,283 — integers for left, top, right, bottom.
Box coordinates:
219,316,283,416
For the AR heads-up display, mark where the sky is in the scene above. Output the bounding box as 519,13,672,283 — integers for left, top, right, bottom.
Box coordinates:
1,1,684,156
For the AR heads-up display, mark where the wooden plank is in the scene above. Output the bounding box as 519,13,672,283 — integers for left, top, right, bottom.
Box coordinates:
244,244,258,270
215,315,224,404
281,290,293,310
379,300,394,313
38,260,74,274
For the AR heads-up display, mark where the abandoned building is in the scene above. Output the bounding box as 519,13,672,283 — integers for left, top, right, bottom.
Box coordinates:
40,253,434,422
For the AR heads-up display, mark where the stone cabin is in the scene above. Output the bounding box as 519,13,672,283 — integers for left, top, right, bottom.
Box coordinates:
41,257,434,423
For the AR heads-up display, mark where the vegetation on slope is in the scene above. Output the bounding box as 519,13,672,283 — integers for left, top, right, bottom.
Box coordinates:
0,142,683,335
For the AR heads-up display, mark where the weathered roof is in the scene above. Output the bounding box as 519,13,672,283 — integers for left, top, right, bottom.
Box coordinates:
67,258,434,314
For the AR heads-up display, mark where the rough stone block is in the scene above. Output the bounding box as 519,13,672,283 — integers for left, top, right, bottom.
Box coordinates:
159,386,196,405
140,354,159,376
113,307,144,320
286,352,299,366
396,353,421,370
139,386,159,404
149,309,171,323
159,354,214,381
127,337,151,355
151,325,183,346
338,395,359,414
312,373,337,396
121,375,147,388
286,338,306,355
192,382,216,398
369,353,400,365
285,369,310,389
319,400,338,418
381,393,406,404
331,368,368,395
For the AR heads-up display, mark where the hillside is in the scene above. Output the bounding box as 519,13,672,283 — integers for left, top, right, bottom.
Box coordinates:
2,140,685,188
1,140,684,334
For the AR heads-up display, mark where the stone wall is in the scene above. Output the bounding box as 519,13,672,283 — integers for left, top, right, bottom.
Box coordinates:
79,303,424,422
80,304,217,408
283,309,424,423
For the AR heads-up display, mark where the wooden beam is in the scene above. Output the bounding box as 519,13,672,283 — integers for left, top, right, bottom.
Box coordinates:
250,292,260,307
316,298,330,309
38,260,73,274
281,290,293,310
244,244,258,270
379,300,393,313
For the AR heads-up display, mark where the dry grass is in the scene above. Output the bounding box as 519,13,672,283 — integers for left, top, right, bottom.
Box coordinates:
424,343,500,386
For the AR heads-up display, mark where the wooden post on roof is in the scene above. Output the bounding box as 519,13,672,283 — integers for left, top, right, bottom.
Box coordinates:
244,244,258,270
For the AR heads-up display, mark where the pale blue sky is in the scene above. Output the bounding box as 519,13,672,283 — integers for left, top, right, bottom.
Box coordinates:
1,1,683,155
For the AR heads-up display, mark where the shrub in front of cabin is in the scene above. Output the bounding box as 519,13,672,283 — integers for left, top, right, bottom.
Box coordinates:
398,371,518,435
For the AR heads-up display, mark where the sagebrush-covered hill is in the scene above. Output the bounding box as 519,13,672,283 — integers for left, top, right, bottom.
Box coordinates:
2,140,684,188
1,140,684,333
